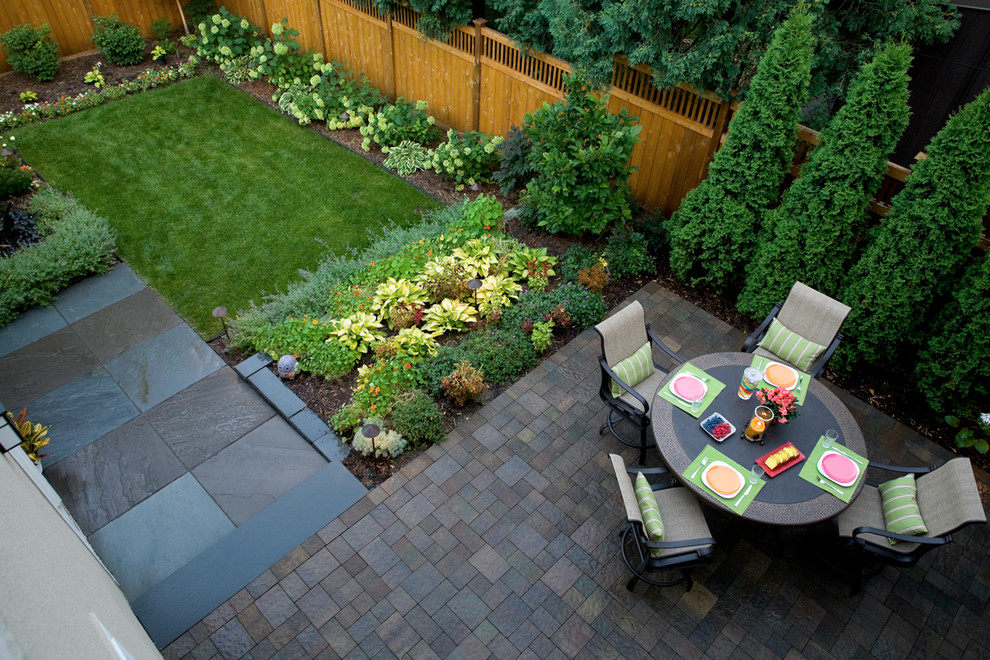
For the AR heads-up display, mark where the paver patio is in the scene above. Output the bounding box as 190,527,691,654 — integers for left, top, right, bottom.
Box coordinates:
163,282,990,659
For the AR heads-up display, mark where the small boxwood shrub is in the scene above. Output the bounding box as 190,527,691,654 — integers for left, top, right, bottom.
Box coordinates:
0,24,59,82
605,228,655,278
91,14,146,66
560,244,597,283
390,390,445,448
0,187,116,327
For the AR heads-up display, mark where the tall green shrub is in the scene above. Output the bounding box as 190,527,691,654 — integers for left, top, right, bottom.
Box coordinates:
737,42,912,317
666,8,813,293
837,87,990,369
91,14,145,66
519,74,641,236
916,255,990,418
0,24,59,82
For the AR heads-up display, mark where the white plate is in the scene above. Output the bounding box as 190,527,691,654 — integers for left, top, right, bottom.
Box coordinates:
817,451,859,487
764,362,799,390
702,461,744,499
668,374,708,403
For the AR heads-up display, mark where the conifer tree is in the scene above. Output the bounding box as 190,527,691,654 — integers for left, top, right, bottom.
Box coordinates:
917,254,990,418
666,8,813,293
836,87,990,370
736,42,912,317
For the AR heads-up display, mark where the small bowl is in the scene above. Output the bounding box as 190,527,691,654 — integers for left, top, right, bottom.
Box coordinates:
700,413,736,442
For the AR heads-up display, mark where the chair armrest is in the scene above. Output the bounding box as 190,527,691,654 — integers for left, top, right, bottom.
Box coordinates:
807,332,842,379
646,326,685,366
644,536,716,551
600,358,649,412
850,525,950,546
625,466,671,476
741,303,781,353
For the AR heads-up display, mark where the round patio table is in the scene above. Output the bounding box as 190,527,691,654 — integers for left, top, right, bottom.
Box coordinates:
651,352,867,526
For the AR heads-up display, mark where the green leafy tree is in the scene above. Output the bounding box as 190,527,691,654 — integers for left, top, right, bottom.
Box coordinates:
666,8,813,293
737,42,912,317
363,0,471,40
518,74,641,235
916,255,990,418
836,87,990,370
492,0,956,110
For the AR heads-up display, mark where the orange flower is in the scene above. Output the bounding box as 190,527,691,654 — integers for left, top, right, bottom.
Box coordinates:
371,404,377,410
405,363,411,369
370,261,374,266
428,251,433,256
313,319,318,325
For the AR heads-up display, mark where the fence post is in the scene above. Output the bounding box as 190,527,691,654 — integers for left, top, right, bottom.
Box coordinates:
382,12,397,99
471,18,486,132
701,98,732,180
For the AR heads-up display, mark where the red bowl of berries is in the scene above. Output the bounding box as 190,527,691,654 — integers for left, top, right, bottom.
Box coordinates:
700,413,736,442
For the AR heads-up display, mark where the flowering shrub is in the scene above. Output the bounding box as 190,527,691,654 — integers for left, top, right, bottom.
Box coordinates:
251,19,314,90
442,360,486,405
331,311,385,353
383,140,434,176
197,9,261,64
352,420,407,458
431,129,503,190
755,386,799,424
422,298,477,333
360,98,440,151
531,320,555,353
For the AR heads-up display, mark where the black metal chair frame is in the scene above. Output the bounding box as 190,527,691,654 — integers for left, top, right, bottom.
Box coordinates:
597,324,683,465
741,302,844,379
618,464,716,592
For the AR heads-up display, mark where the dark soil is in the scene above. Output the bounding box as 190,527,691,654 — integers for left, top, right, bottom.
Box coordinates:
7,51,982,484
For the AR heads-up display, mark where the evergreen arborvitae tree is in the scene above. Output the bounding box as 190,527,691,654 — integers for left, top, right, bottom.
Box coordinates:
666,8,813,294
836,87,990,370
736,42,912,317
917,254,990,418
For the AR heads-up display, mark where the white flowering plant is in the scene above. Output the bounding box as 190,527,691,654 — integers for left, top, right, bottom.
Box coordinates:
250,19,313,91
431,129,503,190
351,419,407,459
360,98,440,151
196,9,261,65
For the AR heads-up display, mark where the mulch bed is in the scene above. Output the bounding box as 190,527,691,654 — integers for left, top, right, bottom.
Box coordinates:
6,51,982,485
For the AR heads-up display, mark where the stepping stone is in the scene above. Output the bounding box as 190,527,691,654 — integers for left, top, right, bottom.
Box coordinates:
105,324,224,412
45,416,185,535
144,367,275,470
192,417,327,525
89,473,235,602
0,305,66,358
0,325,101,410
53,263,146,323
72,287,183,362
29,368,139,466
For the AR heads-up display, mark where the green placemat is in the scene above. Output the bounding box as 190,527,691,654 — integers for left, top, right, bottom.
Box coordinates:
656,363,726,418
682,445,765,514
798,436,869,502
749,355,810,406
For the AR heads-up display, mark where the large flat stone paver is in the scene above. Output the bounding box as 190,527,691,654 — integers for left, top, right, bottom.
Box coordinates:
0,325,101,410
30,367,139,465
0,304,67,357
105,323,225,411
144,367,275,470
52,262,146,323
192,416,328,525
90,472,235,601
72,286,183,362
44,415,186,535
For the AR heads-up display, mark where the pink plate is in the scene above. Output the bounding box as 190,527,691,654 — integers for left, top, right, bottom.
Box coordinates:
818,451,859,487
670,374,707,402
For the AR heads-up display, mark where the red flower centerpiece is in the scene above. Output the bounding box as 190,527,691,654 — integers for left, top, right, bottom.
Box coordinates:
755,386,798,424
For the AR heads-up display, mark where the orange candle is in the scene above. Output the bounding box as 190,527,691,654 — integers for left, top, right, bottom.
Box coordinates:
744,416,766,442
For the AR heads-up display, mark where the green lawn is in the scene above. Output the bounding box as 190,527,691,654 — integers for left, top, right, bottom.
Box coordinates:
13,76,440,336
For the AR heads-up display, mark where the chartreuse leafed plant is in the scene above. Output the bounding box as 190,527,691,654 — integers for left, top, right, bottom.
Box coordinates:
737,42,913,317
667,7,813,293
6,408,51,462
837,87,990,370
11,75,438,335
916,253,990,421
518,73,640,235
383,140,433,176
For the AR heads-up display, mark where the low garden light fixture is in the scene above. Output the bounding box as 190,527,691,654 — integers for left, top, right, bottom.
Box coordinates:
468,278,482,306
361,423,382,477
212,306,230,340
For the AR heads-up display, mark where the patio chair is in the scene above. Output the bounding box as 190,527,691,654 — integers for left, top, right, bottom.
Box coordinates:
595,300,684,464
837,458,987,592
610,453,715,591
741,281,850,378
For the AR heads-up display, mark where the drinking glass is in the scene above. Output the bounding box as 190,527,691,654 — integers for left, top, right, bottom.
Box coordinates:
823,429,838,449
690,396,702,415
750,465,765,484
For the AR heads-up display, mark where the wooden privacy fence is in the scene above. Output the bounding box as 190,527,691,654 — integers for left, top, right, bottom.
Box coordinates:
3,0,987,238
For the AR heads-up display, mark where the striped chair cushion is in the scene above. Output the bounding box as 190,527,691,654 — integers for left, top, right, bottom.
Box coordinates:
611,342,655,398
634,472,665,556
757,318,826,372
878,474,928,545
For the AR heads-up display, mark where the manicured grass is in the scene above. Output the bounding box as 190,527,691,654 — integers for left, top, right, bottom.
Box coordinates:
13,76,440,336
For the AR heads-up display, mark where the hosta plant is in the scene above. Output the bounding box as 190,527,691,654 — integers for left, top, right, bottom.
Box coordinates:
507,246,557,283
431,129,504,190
418,257,467,301
331,311,384,353
422,298,478,333
442,360,487,406
220,54,254,84
383,140,434,176
451,238,501,279
476,274,522,309
372,277,429,325
390,327,440,361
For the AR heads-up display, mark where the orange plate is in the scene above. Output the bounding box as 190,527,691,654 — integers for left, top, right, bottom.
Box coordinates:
706,464,742,496
765,363,798,389
756,442,805,477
